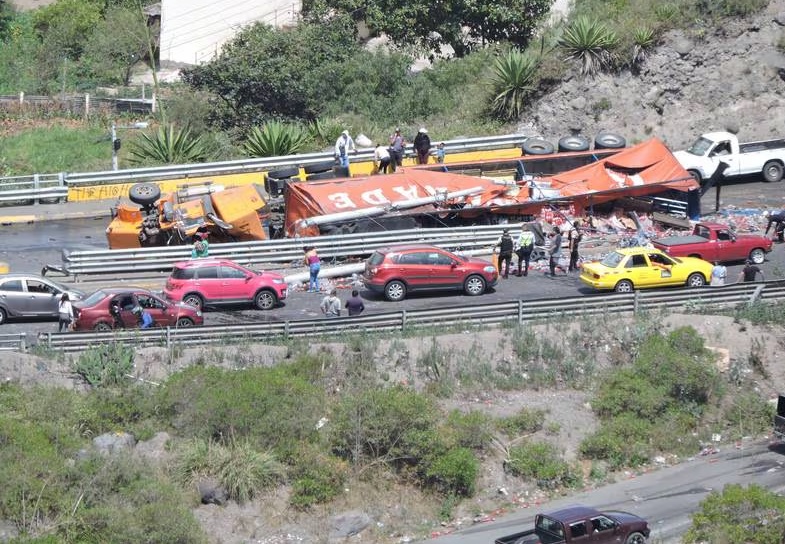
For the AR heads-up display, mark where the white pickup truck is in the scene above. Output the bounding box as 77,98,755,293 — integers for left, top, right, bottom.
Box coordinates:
674,131,785,183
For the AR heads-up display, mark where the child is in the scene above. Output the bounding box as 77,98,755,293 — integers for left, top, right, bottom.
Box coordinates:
436,142,446,163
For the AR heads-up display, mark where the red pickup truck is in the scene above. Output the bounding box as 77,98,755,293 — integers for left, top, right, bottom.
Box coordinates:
651,222,771,264
495,505,650,544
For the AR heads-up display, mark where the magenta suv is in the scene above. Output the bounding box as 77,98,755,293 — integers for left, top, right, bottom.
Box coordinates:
164,259,287,311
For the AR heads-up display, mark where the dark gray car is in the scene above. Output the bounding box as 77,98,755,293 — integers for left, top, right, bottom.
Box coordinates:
0,274,84,324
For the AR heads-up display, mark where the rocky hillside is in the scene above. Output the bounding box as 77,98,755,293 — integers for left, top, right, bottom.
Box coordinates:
521,0,785,151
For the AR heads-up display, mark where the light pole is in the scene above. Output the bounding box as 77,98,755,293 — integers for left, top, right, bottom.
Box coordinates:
111,121,148,171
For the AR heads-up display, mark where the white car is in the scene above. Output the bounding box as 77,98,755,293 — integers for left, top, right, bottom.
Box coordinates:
0,274,84,324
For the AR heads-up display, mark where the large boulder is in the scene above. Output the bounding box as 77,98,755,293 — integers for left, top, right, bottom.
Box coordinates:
329,510,372,540
93,431,136,455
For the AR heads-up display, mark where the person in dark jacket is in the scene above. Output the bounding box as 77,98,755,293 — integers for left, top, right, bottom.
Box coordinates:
344,290,365,316
494,228,514,279
413,128,431,165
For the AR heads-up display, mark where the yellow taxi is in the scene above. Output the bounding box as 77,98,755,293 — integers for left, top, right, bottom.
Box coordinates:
580,247,713,293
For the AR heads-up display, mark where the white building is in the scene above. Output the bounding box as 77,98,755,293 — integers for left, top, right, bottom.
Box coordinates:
159,0,300,65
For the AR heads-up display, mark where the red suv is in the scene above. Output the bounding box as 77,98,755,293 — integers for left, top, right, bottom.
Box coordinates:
363,244,498,301
72,288,203,331
164,259,287,311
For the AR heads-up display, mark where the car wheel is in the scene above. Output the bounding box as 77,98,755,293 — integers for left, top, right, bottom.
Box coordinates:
176,317,195,327
594,132,627,149
182,293,204,311
254,289,277,310
464,275,487,296
614,279,634,293
128,183,161,207
557,135,590,152
384,280,407,301
688,169,702,184
749,248,766,264
687,272,706,287
93,321,113,331
625,532,646,544
522,138,555,155
0,307,7,325
762,160,784,182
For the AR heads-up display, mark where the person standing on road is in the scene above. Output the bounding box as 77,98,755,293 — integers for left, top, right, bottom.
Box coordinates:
414,128,431,165
515,227,535,277
739,260,764,282
710,261,727,286
765,209,785,241
304,246,321,292
320,289,342,317
389,128,405,169
568,220,583,273
344,289,365,316
494,228,514,279
334,130,356,169
548,226,565,277
58,293,73,332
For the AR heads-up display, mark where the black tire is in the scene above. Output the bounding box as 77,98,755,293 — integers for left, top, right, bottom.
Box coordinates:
762,160,784,182
254,289,277,310
384,280,407,302
304,161,336,174
594,132,627,149
749,248,766,264
333,165,350,178
615,279,634,293
688,169,703,184
522,138,555,155
267,166,300,180
128,183,161,206
182,293,204,311
306,171,336,181
176,317,195,327
464,275,487,296
93,321,113,331
558,135,590,152
0,307,7,325
625,532,647,544
686,272,706,287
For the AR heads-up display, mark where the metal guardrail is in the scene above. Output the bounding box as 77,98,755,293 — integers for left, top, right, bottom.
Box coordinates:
0,333,26,352
0,134,527,193
60,225,514,277
0,174,68,204
34,282,775,353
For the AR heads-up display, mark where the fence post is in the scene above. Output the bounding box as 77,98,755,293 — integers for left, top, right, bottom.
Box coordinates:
750,284,765,304
166,326,171,349
84,93,90,118
284,320,290,340
401,310,407,332
19,91,23,105
19,332,26,352
33,173,40,204
151,92,157,113
633,290,640,314
518,299,524,324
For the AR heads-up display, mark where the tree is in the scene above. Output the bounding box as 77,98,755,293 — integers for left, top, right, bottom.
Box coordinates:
304,0,551,57
181,17,359,130
82,5,150,85
684,484,785,543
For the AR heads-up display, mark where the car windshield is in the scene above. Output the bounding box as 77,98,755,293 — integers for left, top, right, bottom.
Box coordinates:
600,251,625,268
81,290,108,306
685,136,713,156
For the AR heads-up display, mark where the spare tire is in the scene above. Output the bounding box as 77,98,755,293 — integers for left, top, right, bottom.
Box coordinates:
522,138,555,155
594,132,627,149
304,161,336,175
129,183,161,207
558,135,590,152
306,171,336,181
267,166,300,180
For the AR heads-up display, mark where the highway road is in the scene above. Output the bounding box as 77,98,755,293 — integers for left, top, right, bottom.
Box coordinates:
419,441,785,544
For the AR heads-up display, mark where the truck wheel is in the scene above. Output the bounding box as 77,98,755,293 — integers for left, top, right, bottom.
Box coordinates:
687,169,702,184
267,166,300,180
614,279,634,293
129,183,161,206
558,135,590,152
686,272,706,287
522,138,555,155
625,532,647,544
762,160,784,182
749,248,766,264
594,132,626,149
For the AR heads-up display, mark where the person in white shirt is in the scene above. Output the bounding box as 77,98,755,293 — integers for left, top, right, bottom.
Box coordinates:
58,293,74,332
374,143,391,174
334,130,356,168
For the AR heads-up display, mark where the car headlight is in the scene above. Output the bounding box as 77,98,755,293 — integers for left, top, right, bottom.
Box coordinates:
272,278,285,284
483,266,496,273
196,311,202,317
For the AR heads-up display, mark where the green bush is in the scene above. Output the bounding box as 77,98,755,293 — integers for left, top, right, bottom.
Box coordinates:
425,447,479,497
73,343,134,387
490,48,540,120
591,368,670,419
506,441,579,489
497,407,546,436
445,410,495,451
128,123,210,166
244,121,310,157
559,16,619,76
289,447,349,509
579,414,652,469
722,391,774,439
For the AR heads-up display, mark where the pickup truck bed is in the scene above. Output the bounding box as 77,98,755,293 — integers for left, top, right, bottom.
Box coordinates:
652,235,706,247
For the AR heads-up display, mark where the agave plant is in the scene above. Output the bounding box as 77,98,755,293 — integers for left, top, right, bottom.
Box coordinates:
128,124,209,165
559,16,619,76
244,121,310,158
490,49,540,121
631,27,656,71
307,118,347,150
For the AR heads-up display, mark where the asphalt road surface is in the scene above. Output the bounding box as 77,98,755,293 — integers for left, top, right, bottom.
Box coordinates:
420,441,785,544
